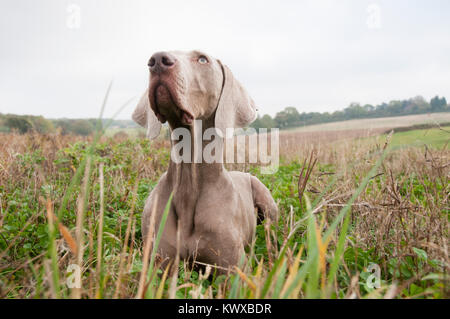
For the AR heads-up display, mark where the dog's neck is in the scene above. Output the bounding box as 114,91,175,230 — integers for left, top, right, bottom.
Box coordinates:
166,116,224,234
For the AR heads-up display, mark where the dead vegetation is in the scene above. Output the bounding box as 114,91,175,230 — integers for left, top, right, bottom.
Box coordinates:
0,126,448,299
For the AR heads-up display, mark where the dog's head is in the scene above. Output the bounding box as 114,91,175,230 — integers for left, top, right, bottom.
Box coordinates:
132,50,257,138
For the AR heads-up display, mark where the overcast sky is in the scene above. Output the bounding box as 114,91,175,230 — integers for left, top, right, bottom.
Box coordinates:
1,0,449,119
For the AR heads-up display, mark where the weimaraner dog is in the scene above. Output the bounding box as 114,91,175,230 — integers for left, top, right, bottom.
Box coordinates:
132,50,278,273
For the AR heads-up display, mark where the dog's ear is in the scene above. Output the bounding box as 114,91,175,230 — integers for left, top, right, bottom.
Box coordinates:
132,89,161,139
215,61,257,138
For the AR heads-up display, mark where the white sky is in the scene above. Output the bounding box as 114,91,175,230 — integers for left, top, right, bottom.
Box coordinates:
1,0,449,119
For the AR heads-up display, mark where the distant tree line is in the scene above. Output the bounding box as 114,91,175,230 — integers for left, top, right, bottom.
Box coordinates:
0,114,138,135
0,114,55,134
1,95,448,134
251,95,449,130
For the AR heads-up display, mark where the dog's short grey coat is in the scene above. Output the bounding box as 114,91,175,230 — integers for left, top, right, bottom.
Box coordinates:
132,50,278,273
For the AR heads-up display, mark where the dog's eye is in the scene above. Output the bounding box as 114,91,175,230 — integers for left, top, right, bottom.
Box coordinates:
198,56,208,64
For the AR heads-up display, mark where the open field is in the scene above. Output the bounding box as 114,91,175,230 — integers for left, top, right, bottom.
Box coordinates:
103,127,146,138
285,112,450,133
0,122,448,299
386,126,450,149
104,113,450,138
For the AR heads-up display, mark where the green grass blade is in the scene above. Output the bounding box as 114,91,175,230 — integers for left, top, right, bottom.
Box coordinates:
305,209,320,298
145,192,173,298
280,249,318,298
326,207,351,296
260,240,289,298
272,258,287,298
323,148,389,242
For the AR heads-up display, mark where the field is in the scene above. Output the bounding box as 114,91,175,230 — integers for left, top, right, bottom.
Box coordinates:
0,118,448,299
387,127,450,148
285,112,450,132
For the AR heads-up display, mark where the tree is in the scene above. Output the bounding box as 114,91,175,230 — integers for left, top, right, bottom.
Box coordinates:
250,115,263,130
430,96,447,112
70,120,95,136
343,103,367,119
54,119,95,135
274,110,290,129
259,114,276,129
31,116,54,133
5,115,32,133
406,96,430,114
387,100,404,115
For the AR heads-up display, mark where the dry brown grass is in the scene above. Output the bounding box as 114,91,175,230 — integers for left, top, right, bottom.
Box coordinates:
0,126,448,299
281,128,449,264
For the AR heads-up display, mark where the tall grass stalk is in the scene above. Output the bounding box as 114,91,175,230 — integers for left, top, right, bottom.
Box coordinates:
144,192,173,298
72,156,92,299
42,82,136,299
279,148,390,299
45,198,60,298
95,163,105,298
113,179,139,298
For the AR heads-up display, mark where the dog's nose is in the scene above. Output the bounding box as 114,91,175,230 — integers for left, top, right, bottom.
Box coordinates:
148,52,177,73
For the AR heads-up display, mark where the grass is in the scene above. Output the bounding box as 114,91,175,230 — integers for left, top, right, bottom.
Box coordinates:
388,126,450,148
0,122,448,299
104,127,145,138
352,126,450,151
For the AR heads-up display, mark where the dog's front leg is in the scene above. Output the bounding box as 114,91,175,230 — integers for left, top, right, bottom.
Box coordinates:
250,176,278,224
